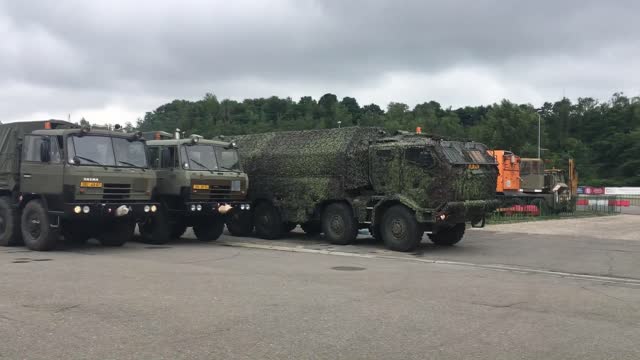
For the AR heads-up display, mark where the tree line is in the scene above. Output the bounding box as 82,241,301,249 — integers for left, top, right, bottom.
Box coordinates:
134,92,640,186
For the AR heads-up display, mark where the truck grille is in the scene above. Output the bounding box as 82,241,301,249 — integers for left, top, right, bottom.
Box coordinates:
102,183,131,200
191,181,243,202
453,171,497,201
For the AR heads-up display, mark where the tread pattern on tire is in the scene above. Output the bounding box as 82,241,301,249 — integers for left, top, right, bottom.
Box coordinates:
21,200,57,251
380,205,422,252
0,196,21,246
321,203,358,245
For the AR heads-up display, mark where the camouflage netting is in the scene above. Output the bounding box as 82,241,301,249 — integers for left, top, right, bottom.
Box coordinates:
234,127,497,222
235,127,383,191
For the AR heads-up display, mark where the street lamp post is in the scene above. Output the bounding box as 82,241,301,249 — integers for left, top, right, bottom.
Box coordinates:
537,113,541,159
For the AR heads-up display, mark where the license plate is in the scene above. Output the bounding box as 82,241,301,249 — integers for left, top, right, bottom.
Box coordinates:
192,184,210,190
468,164,480,170
80,181,103,188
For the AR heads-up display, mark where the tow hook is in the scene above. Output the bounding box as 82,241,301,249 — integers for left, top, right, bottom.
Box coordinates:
218,204,232,214
115,205,131,217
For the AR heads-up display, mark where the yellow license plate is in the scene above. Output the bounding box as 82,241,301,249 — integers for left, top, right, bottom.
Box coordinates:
80,181,103,188
192,184,210,190
468,164,480,170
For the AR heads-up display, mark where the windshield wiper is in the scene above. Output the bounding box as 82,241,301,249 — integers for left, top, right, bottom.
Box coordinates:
118,160,146,171
190,159,215,173
218,165,238,171
74,156,104,167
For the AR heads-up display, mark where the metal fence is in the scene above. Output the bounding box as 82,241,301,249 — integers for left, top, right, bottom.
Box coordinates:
488,195,624,224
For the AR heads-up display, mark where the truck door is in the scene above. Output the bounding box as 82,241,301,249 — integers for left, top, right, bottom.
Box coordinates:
154,145,179,195
369,147,401,193
20,135,64,209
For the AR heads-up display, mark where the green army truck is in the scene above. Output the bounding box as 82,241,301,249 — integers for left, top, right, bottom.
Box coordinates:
139,131,250,244
0,120,159,251
227,127,498,252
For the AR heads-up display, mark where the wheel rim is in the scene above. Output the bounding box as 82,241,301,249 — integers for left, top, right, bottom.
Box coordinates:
329,215,344,235
27,211,41,239
389,217,406,240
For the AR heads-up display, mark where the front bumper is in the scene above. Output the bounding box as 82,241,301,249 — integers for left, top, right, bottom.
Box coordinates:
177,201,252,216
433,200,500,226
63,202,160,220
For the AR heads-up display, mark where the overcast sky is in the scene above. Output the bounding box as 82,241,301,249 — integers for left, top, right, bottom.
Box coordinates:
1,0,639,124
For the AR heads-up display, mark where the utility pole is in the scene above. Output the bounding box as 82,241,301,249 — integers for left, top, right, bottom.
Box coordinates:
537,112,541,159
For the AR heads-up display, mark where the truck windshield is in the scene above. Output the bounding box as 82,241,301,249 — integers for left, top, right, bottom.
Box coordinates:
183,144,218,171
67,135,148,168
215,147,241,171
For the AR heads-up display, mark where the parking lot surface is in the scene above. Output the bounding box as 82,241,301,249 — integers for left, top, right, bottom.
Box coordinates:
1,215,639,359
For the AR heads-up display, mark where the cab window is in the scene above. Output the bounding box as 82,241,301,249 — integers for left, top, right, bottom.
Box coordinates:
23,135,61,163
405,147,435,168
160,146,179,169
148,147,160,169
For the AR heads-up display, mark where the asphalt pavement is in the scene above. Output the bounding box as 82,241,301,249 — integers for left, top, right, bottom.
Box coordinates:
0,215,639,359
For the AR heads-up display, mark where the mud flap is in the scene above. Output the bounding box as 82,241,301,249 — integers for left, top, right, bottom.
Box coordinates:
470,215,485,228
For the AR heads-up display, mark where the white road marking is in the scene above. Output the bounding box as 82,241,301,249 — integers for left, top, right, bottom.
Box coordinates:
217,240,640,286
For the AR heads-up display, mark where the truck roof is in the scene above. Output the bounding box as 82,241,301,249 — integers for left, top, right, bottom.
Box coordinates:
31,128,138,138
146,138,231,147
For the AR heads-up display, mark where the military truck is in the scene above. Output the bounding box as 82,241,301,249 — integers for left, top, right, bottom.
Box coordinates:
139,131,250,244
0,120,159,251
490,150,578,213
227,127,498,252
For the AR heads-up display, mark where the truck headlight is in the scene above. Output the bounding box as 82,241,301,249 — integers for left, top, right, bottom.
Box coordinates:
151,205,157,212
74,206,82,214
191,204,196,211
144,205,150,213
82,206,90,214
196,204,202,211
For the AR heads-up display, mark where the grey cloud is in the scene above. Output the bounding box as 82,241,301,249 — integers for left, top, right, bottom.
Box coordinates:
1,0,639,122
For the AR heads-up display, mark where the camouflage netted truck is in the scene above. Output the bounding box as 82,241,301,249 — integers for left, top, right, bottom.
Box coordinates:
227,127,498,252
0,120,158,251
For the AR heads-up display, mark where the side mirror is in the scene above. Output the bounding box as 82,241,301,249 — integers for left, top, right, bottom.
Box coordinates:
39,139,51,163
72,156,81,165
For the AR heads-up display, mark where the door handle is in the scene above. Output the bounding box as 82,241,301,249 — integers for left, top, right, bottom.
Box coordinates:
23,174,32,178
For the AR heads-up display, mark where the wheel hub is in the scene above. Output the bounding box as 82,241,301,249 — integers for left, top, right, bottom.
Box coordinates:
390,219,405,238
330,215,344,234
28,214,41,238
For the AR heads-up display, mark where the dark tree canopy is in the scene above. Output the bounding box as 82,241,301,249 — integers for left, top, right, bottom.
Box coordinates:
136,92,640,186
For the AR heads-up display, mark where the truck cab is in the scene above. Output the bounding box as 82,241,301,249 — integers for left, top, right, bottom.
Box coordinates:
0,120,158,251
139,131,250,243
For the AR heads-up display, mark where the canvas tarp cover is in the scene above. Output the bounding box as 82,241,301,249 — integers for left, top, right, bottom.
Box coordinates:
0,121,56,190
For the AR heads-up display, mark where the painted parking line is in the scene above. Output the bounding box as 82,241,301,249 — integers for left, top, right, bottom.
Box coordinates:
217,240,640,287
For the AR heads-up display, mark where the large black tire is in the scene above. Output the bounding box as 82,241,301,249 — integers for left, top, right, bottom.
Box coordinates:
429,223,466,246
321,203,358,245
193,219,224,242
380,205,423,252
281,222,297,233
99,222,135,247
171,222,188,239
21,200,58,251
253,202,283,240
62,224,92,244
301,221,321,236
0,196,21,246
138,208,170,245
226,210,254,237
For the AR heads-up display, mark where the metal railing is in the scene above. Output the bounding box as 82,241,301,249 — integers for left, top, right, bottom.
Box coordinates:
488,195,624,224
